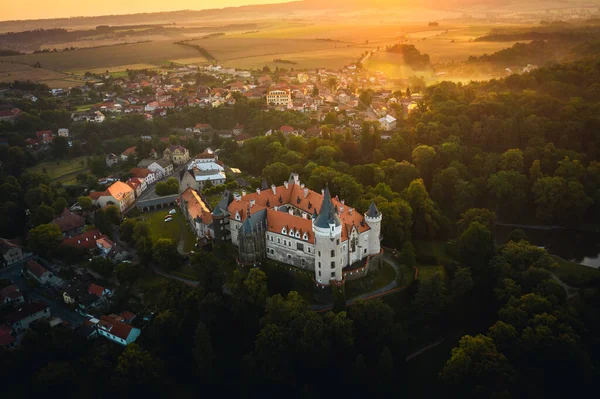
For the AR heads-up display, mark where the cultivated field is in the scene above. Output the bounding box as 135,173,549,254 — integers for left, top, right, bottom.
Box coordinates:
0,61,86,88
27,156,89,184
1,41,203,74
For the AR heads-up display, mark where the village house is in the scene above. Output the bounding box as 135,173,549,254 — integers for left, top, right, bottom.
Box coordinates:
127,177,147,197
130,168,158,186
378,114,397,132
0,285,24,306
25,259,53,285
121,146,137,161
5,302,50,334
163,145,190,165
106,153,119,167
62,229,103,251
52,208,85,238
0,238,28,267
0,106,22,123
0,324,15,349
179,188,214,240
89,181,135,213
96,236,116,257
57,128,69,138
96,314,141,346
180,159,226,192
266,89,292,106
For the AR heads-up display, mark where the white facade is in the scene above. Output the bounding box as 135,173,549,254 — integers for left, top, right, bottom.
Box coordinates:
266,90,292,106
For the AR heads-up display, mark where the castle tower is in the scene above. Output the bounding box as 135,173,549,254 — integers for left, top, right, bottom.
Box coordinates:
364,201,382,255
312,186,343,286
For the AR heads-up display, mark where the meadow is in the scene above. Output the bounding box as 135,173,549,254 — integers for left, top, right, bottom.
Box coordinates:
27,156,89,184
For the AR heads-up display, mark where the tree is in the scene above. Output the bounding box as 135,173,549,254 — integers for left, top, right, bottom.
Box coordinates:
31,203,55,226
27,223,62,257
487,171,529,219
51,197,68,215
412,272,447,325
332,282,346,312
135,237,153,266
115,262,143,286
532,176,592,224
33,362,76,392
440,334,514,396
94,209,112,235
105,205,121,225
90,257,115,278
114,344,164,395
403,179,447,240
398,241,416,268
262,162,291,185
132,221,150,243
411,145,437,182
499,148,524,172
152,238,180,270
193,321,214,379
458,222,495,274
155,177,179,196
457,208,496,234
77,196,93,212
120,219,137,243
51,136,69,159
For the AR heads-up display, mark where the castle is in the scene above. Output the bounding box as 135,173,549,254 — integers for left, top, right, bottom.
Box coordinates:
223,174,382,286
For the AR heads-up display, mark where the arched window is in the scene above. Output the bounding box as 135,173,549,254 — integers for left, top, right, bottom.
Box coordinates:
330,250,335,257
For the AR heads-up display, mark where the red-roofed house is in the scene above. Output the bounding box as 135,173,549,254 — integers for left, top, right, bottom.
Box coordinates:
121,146,137,161
96,236,115,256
0,106,21,123
5,302,50,333
130,167,158,186
180,188,213,240
279,125,299,136
96,314,141,345
52,208,85,238
127,177,146,197
0,238,27,267
0,324,15,349
62,229,102,250
25,260,52,284
0,285,24,305
88,283,112,298
89,181,135,212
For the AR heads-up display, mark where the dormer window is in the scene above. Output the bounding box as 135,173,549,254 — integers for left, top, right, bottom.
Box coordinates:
289,229,294,237
282,227,287,235
235,211,241,221
295,231,300,239
303,232,308,241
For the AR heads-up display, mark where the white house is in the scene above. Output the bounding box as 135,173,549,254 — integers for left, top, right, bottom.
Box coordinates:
379,114,397,132
57,128,69,137
96,314,141,346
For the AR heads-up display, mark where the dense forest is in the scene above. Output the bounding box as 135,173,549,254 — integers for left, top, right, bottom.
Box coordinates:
1,51,600,397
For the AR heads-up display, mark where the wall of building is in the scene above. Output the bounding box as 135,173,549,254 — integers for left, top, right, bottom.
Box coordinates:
265,231,315,271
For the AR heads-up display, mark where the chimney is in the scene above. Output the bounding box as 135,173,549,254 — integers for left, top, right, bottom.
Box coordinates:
284,181,289,189
301,183,305,189
271,184,277,195
234,192,241,201
250,199,255,208
341,199,345,205
304,188,309,199
340,206,344,213
289,208,293,215
349,208,353,215
321,189,325,196
241,190,246,197
256,188,261,195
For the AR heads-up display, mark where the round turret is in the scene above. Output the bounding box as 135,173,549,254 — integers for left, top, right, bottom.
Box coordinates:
364,201,382,255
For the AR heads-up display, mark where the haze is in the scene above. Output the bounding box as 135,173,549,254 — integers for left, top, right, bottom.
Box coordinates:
1,0,292,21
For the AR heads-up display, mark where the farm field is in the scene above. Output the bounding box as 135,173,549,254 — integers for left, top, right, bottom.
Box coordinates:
27,156,89,184
1,41,203,74
0,61,85,88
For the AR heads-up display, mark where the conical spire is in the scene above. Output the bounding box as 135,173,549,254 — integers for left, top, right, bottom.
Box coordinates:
366,201,381,218
241,217,253,234
314,185,341,228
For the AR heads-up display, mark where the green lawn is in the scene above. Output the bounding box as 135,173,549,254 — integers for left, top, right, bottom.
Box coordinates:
345,261,397,299
75,104,92,111
142,210,183,244
552,255,600,287
414,240,453,263
417,264,444,281
28,156,89,182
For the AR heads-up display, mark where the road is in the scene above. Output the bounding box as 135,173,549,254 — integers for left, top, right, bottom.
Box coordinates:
1,263,85,327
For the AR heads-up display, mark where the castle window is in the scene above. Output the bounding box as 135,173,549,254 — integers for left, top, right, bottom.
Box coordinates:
330,250,335,257
278,238,281,244
282,227,286,235
289,229,294,237
318,251,321,257
301,259,306,266
303,233,308,241
289,241,292,247
336,239,340,245
331,272,335,278
287,254,292,260
318,271,321,277
318,262,321,268
364,249,367,254
297,243,304,251
331,261,335,269
295,231,300,238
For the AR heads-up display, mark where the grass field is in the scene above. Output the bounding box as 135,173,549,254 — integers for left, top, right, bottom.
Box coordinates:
27,156,89,183
0,61,85,88
345,261,397,299
552,255,600,287
140,210,197,252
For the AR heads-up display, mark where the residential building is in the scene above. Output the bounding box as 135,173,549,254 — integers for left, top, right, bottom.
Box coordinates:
130,168,158,186
0,324,15,349
0,238,27,267
0,106,21,123
127,177,147,197
62,229,102,251
179,188,213,240
96,314,141,345
266,89,292,106
106,153,119,167
25,259,53,285
121,146,137,161
96,237,115,256
89,283,112,299
163,145,190,165
378,114,397,131
57,128,69,137
5,302,50,333
89,181,135,213
180,160,226,192
0,285,24,305
147,158,174,177
52,208,85,238
227,174,382,286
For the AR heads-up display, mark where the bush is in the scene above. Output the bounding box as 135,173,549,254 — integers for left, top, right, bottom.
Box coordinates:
155,178,179,196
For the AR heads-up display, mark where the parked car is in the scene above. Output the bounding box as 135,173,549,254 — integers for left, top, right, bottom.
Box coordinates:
164,216,173,222
169,209,177,215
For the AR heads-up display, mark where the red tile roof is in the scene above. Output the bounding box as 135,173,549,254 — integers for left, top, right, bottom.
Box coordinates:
52,208,84,233
62,229,102,250
99,315,133,340
0,324,14,346
122,146,137,155
88,284,105,297
120,311,136,321
26,260,50,279
5,302,48,323
130,168,152,178
181,188,212,227
0,285,23,302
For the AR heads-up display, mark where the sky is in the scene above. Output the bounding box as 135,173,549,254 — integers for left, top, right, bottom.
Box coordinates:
1,0,289,21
